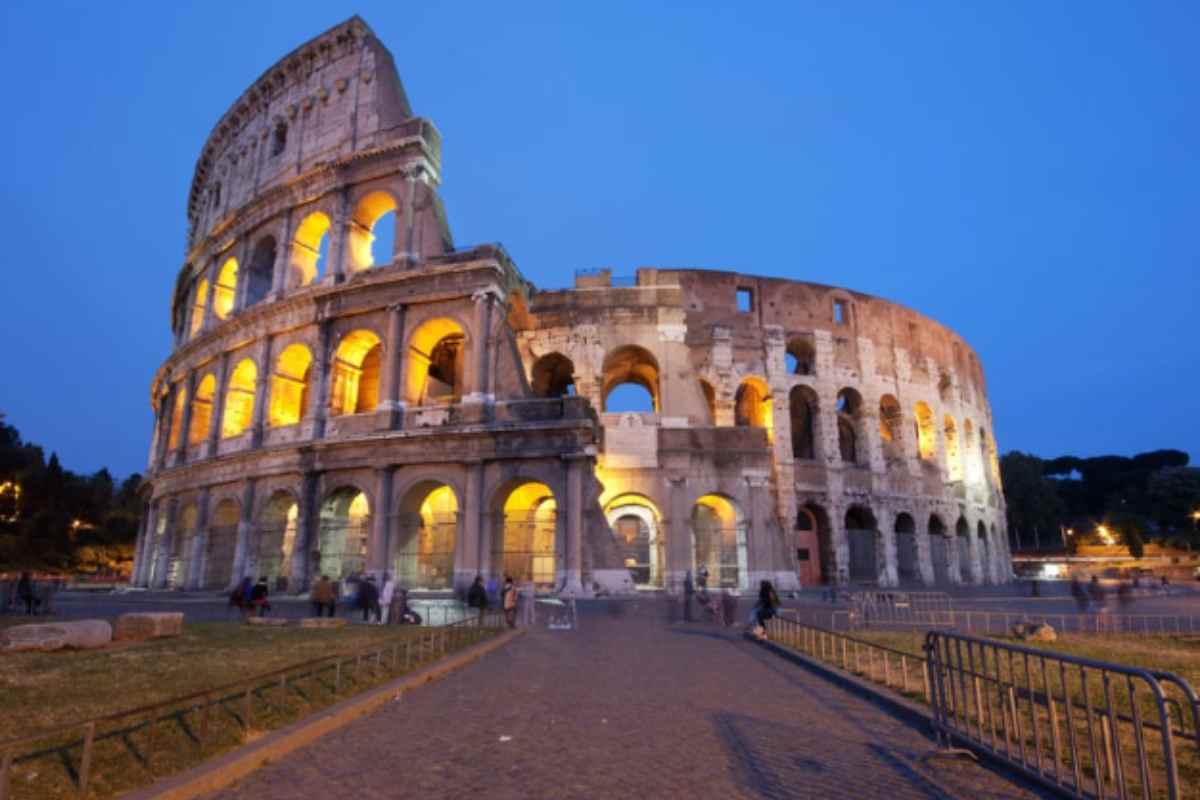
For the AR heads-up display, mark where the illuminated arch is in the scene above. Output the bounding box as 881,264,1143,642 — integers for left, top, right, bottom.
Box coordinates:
221,358,257,438
734,376,772,431
393,481,458,590
943,414,962,481
189,279,208,338
167,384,187,451
914,401,935,460
213,257,238,320
330,330,382,416
878,394,902,446
601,345,659,413
698,379,717,424
406,317,466,406
494,481,557,588
290,211,331,288
269,343,313,426
690,494,747,590
188,374,216,445
255,491,299,585
348,190,399,271
316,487,370,580
604,493,664,588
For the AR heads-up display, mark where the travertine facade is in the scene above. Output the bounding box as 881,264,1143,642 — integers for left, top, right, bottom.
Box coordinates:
132,18,1011,597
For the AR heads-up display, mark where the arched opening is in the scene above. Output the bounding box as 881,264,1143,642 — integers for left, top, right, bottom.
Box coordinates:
269,344,313,427
699,380,716,424
530,352,576,398
204,498,241,588
348,190,399,271
796,503,834,586
601,345,660,413
734,377,772,430
244,236,276,308
914,401,935,460
789,385,818,460
879,394,902,460
691,494,747,590
407,318,466,406
393,482,457,590
982,428,1001,486
271,122,287,156
221,359,257,438
786,336,816,376
330,330,382,416
167,504,198,589
836,388,863,464
977,520,990,581
604,494,664,588
495,481,557,589
213,257,238,320
189,279,208,338
845,505,879,583
895,513,917,583
290,211,331,288
963,419,979,483
188,374,215,445
929,515,949,583
167,385,187,451
944,415,962,481
255,491,299,589
316,488,370,581
956,515,976,582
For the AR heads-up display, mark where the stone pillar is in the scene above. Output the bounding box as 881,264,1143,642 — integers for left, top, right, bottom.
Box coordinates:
329,188,350,283
271,210,294,298
457,461,484,591
155,387,175,469
879,522,899,587
250,335,273,447
665,475,690,594
464,289,495,404
711,327,735,426
368,467,393,575
133,501,157,586
175,371,196,462
915,528,935,586
186,489,211,590
400,166,423,265
233,236,253,313
309,321,332,440
563,455,585,594
201,257,219,332
208,352,231,454
153,498,179,589
230,480,257,587
377,303,406,429
290,472,319,593
831,502,850,587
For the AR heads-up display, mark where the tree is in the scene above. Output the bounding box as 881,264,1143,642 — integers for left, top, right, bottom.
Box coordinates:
1000,452,1065,550
1146,467,1200,534
1107,511,1149,559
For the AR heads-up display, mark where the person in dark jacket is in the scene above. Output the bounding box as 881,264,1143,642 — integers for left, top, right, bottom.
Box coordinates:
250,577,271,617
311,575,336,617
682,570,695,622
17,571,36,615
359,575,381,623
755,579,780,628
467,575,488,623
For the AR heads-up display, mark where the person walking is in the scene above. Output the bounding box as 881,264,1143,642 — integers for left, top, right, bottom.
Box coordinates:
311,574,336,617
467,575,489,624
359,575,381,623
520,580,536,626
755,579,780,630
16,571,36,615
502,575,518,628
682,570,695,622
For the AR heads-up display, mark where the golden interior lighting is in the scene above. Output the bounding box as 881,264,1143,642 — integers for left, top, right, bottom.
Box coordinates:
501,482,556,586
329,331,382,416
943,414,962,482
221,359,257,438
734,377,772,434
406,317,465,405
189,279,209,338
167,385,187,450
269,343,313,426
878,394,901,443
188,374,216,445
290,211,331,287
914,401,936,460
213,257,238,320
348,190,398,271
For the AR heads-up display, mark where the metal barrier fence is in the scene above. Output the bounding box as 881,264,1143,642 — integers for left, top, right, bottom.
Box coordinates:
824,606,1200,638
848,591,955,629
0,610,505,800
926,630,1200,799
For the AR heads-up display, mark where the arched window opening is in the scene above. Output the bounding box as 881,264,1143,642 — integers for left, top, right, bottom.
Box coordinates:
349,191,399,271
963,419,978,483
316,488,370,581
956,515,977,582
789,385,818,460
983,428,1002,486
189,279,209,339
290,211,331,288
167,504,198,589
271,122,287,157
330,330,382,416
844,505,878,583
943,415,962,481
929,514,950,584
977,520,990,580
530,353,576,398
255,492,299,589
895,513,917,583
167,385,187,451
221,359,257,438
734,377,772,431
938,370,954,403
914,401,935,460
786,337,816,375
496,481,557,589
188,374,216,445
244,236,276,308
213,258,238,320
394,483,458,590
601,345,660,413
407,318,466,406
605,494,664,588
836,388,862,464
204,499,240,588
691,494,747,590
269,344,313,427
879,394,902,455
699,380,716,424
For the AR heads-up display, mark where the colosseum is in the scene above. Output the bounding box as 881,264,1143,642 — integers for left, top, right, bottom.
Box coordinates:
131,17,1012,598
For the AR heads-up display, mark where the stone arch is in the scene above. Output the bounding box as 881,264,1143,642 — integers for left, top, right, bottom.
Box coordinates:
690,494,748,590
878,394,902,461
796,502,834,585
348,189,399,271
167,384,187,451
943,415,962,481
894,512,918,583
213,257,238,319
392,480,458,590
914,401,935,461
269,343,313,427
189,278,209,338
955,515,977,583
406,316,467,406
330,330,382,416
789,385,819,460
604,493,664,588
530,352,576,398
244,235,276,308
254,490,300,587
699,379,717,424
963,419,979,483
204,497,241,588
845,505,879,584
601,345,659,413
289,210,331,288
168,503,199,589
977,520,990,582
836,388,864,465
189,373,216,445
316,486,371,581
929,514,950,583
982,427,1001,486
786,336,816,376
734,376,772,429
221,358,257,438
491,479,558,589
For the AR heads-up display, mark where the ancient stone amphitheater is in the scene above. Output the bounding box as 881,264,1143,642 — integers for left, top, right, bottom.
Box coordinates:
132,17,1011,596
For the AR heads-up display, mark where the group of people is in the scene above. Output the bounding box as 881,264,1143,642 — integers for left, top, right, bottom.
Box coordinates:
228,576,273,618
467,574,531,628
1070,575,1144,612
2,572,60,616
682,568,780,635
310,573,422,625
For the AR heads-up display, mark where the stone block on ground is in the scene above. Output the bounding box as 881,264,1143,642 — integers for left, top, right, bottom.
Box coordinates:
114,612,184,641
300,617,347,629
246,616,290,626
2,620,112,652
1012,621,1056,642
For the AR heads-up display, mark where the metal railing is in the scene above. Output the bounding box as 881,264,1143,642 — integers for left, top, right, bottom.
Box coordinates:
926,630,1200,799
0,610,505,800
848,590,955,629
822,606,1200,638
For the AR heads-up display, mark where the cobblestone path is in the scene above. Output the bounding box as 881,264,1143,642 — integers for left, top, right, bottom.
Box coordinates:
214,601,1049,799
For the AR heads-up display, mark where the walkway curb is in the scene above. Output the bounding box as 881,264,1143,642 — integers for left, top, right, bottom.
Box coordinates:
126,628,525,800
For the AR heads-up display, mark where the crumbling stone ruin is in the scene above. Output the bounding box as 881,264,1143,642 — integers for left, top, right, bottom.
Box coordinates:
132,18,1011,597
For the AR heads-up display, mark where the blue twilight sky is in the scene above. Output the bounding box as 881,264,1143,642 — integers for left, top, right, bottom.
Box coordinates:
1,1,1197,479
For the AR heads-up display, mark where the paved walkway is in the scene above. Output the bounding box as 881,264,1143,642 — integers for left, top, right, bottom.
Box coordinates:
212,600,1046,799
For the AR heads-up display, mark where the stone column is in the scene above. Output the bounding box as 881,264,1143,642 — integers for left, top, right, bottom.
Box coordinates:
831,501,850,587
879,521,899,588
368,467,393,575
915,527,935,586
290,472,319,593
309,320,332,440
400,166,424,265
176,371,196,462
271,209,294,298
133,501,157,586
155,387,175,469
153,498,179,589
377,303,406,430
230,480,257,587
464,289,495,404
665,475,690,594
186,489,211,590
563,455,585,593
201,257,219,332
250,335,273,447
207,352,231,454
329,188,350,283
233,236,253,313
457,461,484,591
